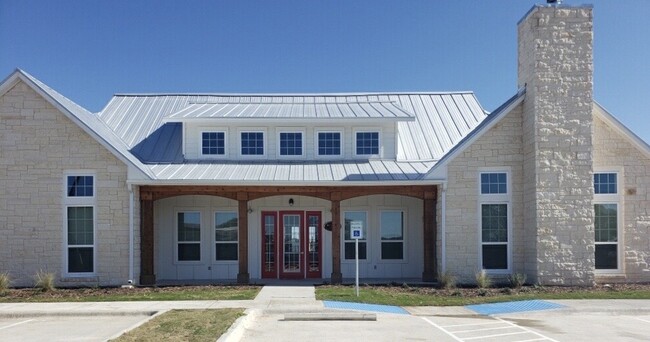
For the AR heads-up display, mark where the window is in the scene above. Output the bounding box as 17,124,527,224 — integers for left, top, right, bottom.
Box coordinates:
177,212,201,261
344,212,367,260
67,207,94,273
317,132,341,156
380,211,404,260
64,174,95,275
355,131,379,155
479,170,510,271
202,132,225,155
215,212,238,261
241,132,264,155
67,176,93,197
593,171,620,271
279,132,303,156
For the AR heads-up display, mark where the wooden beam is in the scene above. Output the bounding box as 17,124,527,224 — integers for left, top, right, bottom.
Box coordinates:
139,198,155,285
330,192,342,284
237,194,249,284
422,187,437,282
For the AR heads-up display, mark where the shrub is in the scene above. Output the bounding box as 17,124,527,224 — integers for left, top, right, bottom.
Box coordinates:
439,271,457,290
508,273,527,289
0,272,10,294
34,270,56,292
475,270,492,289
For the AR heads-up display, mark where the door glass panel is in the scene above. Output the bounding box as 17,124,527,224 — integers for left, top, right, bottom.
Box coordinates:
308,215,320,272
283,215,301,273
264,215,275,273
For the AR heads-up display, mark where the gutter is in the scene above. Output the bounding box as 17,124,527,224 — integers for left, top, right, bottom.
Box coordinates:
441,182,447,274
126,179,445,187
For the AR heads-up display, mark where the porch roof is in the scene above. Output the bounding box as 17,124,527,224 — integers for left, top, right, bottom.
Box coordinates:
145,160,434,183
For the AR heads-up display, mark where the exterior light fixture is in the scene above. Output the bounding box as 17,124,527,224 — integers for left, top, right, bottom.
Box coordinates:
289,198,294,207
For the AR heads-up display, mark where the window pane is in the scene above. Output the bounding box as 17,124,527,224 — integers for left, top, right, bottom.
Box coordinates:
594,173,617,194
480,172,507,194
481,204,507,243
482,244,507,269
241,132,264,155
202,132,225,155
67,176,93,197
595,244,617,269
215,212,238,242
355,132,379,155
67,207,93,245
594,204,617,242
216,243,238,261
68,247,93,273
381,211,403,240
381,242,403,260
280,132,303,155
318,132,341,155
344,242,367,260
178,244,200,261
178,212,201,242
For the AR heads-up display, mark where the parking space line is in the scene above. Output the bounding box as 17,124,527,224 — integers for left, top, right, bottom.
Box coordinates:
632,317,650,323
515,338,548,342
494,317,559,342
451,325,513,333
0,319,35,331
421,317,464,342
463,331,528,340
440,321,504,328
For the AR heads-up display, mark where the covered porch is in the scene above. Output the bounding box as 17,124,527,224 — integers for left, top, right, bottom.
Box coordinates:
138,185,438,285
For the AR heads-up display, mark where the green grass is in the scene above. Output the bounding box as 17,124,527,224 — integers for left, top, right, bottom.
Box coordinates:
112,309,244,342
316,285,650,306
0,286,260,303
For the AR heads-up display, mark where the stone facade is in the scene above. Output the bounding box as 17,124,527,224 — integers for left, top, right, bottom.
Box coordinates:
518,5,595,285
0,80,135,286
593,114,650,282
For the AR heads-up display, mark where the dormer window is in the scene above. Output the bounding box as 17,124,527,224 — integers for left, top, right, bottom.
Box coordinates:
201,132,226,156
317,131,342,156
279,132,303,156
355,131,379,156
241,131,264,156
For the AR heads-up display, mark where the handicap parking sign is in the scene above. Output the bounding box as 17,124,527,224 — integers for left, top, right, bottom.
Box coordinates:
350,221,363,239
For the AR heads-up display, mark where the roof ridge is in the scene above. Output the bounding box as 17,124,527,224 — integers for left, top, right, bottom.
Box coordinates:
111,91,476,97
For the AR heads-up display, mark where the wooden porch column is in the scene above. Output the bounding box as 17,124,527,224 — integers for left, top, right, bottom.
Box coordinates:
422,188,438,282
330,192,343,284
237,193,250,284
139,194,156,285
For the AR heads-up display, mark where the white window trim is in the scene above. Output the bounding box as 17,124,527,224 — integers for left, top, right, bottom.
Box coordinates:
353,128,382,158
342,210,370,263
238,128,267,158
277,129,306,159
213,210,239,264
314,129,344,159
477,168,512,274
62,171,97,277
593,168,624,274
199,129,229,158
379,209,408,263
174,210,203,264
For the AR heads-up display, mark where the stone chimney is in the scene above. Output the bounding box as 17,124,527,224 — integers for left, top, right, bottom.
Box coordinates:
518,4,595,285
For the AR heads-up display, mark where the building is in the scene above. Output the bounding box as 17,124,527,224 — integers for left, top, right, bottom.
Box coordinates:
1,4,648,287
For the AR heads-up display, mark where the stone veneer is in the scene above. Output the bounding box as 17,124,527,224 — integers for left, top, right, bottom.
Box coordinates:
0,80,136,286
593,114,650,282
518,5,595,285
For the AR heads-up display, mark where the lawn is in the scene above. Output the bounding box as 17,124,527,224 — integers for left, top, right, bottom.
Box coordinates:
112,309,244,342
316,284,650,306
0,285,260,303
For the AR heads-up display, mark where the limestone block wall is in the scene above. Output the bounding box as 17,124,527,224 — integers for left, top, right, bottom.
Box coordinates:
0,80,134,287
518,5,595,285
593,115,650,282
444,104,524,283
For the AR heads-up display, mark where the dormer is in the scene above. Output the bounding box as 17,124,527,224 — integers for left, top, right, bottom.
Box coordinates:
162,96,416,161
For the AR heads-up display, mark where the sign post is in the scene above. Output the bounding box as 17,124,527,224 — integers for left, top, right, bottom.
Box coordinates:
350,221,363,297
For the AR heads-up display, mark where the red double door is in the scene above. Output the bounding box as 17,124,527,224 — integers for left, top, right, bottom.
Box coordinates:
261,211,322,279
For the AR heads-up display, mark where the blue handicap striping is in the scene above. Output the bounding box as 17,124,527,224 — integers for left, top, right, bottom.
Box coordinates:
466,299,566,315
323,300,410,315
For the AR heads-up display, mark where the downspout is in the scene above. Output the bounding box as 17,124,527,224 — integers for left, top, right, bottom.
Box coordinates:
128,184,134,284
441,181,447,274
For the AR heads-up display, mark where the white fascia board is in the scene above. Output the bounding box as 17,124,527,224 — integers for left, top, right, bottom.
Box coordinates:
127,179,443,187
421,91,525,180
594,102,650,159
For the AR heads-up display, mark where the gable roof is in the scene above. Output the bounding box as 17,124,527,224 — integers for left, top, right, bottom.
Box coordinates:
99,92,487,164
0,69,154,179
594,102,650,159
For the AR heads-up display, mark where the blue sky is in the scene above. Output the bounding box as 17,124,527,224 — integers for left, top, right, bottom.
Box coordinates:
1,0,649,143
